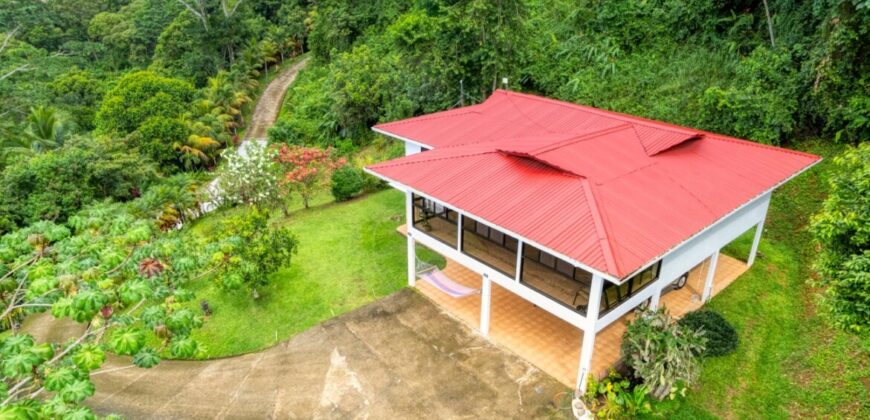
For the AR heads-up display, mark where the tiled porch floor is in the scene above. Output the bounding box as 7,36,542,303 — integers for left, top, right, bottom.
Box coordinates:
412,233,748,386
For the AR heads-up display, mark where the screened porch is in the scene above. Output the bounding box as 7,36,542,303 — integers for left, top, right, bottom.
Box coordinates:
410,193,664,317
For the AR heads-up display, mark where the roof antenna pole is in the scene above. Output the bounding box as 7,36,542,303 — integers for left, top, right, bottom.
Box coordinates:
460,79,465,106
502,77,509,90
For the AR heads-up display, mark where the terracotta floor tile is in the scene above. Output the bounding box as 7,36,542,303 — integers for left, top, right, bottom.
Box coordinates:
405,226,748,387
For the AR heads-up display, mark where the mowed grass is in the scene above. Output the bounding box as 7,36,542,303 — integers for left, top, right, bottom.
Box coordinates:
655,140,870,418
183,189,444,357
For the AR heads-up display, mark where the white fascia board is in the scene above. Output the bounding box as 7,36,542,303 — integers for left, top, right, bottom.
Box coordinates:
362,169,621,284
371,127,434,151
408,225,588,330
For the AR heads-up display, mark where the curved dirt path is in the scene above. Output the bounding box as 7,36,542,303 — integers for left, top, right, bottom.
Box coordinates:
201,56,309,212
245,56,310,141
87,291,567,419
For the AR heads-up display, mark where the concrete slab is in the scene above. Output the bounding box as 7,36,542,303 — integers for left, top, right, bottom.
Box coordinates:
89,289,570,419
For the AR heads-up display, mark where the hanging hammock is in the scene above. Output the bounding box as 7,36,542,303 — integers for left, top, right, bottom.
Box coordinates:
415,257,478,298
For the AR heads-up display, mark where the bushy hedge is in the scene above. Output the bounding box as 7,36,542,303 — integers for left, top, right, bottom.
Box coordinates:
678,310,738,357
330,166,366,202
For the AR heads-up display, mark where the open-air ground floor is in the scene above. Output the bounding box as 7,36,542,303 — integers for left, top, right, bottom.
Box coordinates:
409,226,749,386
79,290,568,419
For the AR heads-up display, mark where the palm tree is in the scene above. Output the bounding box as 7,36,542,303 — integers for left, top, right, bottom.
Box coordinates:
258,39,279,74
0,106,68,166
204,71,255,134
24,105,68,151
174,134,220,170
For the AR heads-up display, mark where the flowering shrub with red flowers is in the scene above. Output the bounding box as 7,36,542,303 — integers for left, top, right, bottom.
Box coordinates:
274,145,346,209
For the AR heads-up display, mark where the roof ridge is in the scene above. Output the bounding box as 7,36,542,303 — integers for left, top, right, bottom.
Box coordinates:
497,90,707,137
630,124,701,156
530,123,634,155
497,151,585,178
503,93,560,135
579,178,619,275
368,149,496,169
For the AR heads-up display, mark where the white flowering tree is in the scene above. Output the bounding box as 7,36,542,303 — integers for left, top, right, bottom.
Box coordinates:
214,141,283,209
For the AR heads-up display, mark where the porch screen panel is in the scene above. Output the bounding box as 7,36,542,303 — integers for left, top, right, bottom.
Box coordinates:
520,243,592,315
460,216,518,277
411,194,457,247
600,261,662,314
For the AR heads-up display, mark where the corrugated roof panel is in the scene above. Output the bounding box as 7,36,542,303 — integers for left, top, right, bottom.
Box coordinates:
368,90,821,279
632,123,699,156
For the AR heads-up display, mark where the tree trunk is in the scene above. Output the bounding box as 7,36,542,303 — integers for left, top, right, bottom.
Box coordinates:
762,0,776,48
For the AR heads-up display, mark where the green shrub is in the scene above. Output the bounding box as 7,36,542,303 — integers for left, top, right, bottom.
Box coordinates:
621,307,706,400
583,370,653,419
0,137,157,232
331,165,366,202
678,310,738,357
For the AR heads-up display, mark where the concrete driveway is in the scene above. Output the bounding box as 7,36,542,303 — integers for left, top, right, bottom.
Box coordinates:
88,290,570,419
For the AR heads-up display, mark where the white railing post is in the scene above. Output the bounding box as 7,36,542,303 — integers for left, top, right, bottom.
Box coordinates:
577,275,603,393
702,251,720,302
406,191,416,287
480,274,492,336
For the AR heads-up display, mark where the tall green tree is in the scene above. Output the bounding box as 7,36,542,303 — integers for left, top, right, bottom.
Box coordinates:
810,143,870,333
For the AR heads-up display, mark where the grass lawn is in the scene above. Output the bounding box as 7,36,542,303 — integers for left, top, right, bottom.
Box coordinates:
653,140,870,419
182,189,444,357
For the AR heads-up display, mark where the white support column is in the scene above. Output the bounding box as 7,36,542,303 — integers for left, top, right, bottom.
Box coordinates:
515,241,524,282
456,214,463,251
747,218,766,267
576,275,604,393
480,274,492,336
701,251,720,302
649,284,663,311
406,191,416,287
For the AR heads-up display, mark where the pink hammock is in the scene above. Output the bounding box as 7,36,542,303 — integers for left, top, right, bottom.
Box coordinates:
420,269,479,298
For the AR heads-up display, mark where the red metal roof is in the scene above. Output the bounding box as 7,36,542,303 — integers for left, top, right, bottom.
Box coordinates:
369,90,820,279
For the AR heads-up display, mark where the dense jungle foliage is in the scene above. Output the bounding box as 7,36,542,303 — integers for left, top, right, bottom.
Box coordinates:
0,0,867,417
271,0,868,149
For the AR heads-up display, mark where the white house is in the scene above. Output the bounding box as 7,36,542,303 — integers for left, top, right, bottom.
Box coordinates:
366,90,820,391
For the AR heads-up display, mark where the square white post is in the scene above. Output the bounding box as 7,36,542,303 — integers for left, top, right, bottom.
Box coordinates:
747,218,765,267
406,191,416,287
456,214,463,251
701,251,720,302
649,283,663,310
480,274,492,336
577,274,604,393
515,241,524,282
